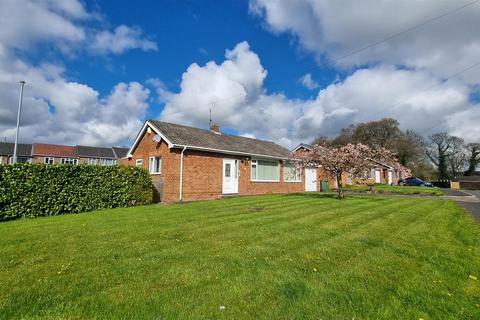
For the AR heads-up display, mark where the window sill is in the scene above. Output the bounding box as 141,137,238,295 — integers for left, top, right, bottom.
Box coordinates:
285,181,302,183
150,172,162,175
250,179,280,183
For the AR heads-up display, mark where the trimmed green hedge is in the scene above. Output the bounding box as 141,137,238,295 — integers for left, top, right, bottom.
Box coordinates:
0,164,153,221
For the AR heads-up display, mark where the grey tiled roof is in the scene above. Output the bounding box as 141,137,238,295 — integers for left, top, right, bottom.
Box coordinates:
0,142,32,156
149,120,292,158
112,147,129,159
292,143,313,151
76,145,116,159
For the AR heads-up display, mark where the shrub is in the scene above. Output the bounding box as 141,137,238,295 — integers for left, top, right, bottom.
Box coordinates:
0,164,153,221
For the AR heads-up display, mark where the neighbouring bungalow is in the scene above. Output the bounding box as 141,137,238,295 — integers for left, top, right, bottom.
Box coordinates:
0,142,33,164
0,142,128,166
291,143,409,186
31,143,79,165
291,143,344,190
124,120,312,202
76,145,128,166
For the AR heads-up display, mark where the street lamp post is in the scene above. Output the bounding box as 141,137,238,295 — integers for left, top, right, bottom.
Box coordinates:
12,81,26,164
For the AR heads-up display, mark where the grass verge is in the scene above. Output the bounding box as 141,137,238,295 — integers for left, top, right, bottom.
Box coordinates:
345,184,444,196
0,193,478,319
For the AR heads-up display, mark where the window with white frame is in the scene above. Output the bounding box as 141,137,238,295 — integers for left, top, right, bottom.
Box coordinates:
101,158,115,166
283,161,301,182
11,157,31,164
356,171,366,179
135,159,143,167
149,156,161,174
88,158,98,165
44,157,54,165
251,159,280,181
61,158,78,165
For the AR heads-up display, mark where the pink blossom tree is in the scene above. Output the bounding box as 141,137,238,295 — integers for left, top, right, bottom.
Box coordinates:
297,143,397,199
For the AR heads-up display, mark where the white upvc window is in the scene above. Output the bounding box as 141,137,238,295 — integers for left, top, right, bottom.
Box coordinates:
61,158,78,165
44,157,54,165
101,158,115,166
135,159,143,167
251,159,280,182
10,157,31,164
88,158,98,165
149,156,162,174
283,161,301,182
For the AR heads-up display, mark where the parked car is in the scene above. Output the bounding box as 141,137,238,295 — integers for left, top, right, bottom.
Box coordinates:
398,177,433,187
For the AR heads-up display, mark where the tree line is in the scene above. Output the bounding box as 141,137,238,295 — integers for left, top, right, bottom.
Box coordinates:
311,118,479,180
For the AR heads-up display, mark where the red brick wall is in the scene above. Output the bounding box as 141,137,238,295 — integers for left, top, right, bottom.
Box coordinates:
239,159,304,196
125,125,306,202
123,130,181,202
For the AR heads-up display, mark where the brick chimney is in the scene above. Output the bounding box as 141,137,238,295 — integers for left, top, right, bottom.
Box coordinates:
210,123,220,133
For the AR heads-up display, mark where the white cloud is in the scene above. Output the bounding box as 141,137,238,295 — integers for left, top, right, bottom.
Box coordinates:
0,50,150,146
0,0,87,50
294,66,471,142
299,73,319,90
158,41,477,148
160,41,299,146
0,0,153,146
0,0,157,56
90,25,158,55
446,105,480,143
250,0,480,84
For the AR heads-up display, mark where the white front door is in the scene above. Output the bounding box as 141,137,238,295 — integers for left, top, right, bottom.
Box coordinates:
222,159,238,194
375,170,381,183
387,171,393,185
305,168,317,191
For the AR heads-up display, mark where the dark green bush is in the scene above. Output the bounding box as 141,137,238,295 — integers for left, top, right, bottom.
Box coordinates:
0,164,153,221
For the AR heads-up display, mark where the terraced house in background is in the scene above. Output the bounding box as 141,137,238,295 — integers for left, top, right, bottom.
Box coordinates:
0,142,128,165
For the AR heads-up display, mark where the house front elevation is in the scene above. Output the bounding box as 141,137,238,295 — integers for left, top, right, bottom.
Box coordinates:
124,120,306,202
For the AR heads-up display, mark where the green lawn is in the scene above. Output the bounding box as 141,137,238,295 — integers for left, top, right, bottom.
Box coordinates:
1,194,479,319
345,183,444,196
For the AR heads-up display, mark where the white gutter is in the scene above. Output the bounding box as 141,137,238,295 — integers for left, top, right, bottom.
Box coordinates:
179,146,187,201
171,144,290,160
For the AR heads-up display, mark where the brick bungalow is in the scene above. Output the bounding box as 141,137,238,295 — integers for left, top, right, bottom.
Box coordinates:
124,120,309,202
31,143,79,165
291,143,409,186
0,142,33,164
76,145,128,165
0,142,128,165
291,143,346,189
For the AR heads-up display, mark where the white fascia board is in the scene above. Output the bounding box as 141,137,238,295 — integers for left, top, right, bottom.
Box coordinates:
126,121,174,158
291,145,312,152
171,144,290,160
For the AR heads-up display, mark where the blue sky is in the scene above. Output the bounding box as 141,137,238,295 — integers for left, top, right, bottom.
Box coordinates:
71,0,334,110
0,0,479,147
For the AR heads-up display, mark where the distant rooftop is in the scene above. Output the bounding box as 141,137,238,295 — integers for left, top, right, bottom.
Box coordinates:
0,142,32,157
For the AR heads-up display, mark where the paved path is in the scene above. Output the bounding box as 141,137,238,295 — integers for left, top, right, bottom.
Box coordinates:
347,189,480,221
450,190,480,221
440,189,480,203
